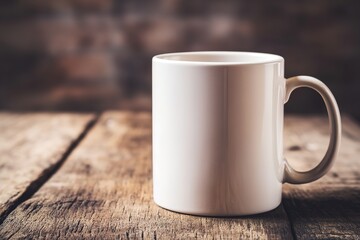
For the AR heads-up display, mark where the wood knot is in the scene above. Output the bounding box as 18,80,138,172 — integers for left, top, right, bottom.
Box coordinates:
288,145,302,151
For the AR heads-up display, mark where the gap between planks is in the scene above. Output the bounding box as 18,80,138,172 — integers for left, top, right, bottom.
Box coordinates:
282,201,297,240
0,113,100,225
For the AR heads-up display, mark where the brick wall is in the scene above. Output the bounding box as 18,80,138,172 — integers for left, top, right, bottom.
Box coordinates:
0,0,359,117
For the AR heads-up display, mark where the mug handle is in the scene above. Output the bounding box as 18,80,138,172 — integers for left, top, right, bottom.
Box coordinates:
283,76,341,184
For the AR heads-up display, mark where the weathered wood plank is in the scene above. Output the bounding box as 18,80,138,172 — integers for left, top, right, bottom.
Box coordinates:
0,112,293,239
0,112,96,223
283,115,360,239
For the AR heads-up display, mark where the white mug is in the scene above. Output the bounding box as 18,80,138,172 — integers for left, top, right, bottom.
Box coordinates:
152,51,341,216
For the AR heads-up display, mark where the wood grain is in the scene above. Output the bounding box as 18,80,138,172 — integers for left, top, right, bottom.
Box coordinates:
283,115,360,239
0,112,293,239
0,112,96,223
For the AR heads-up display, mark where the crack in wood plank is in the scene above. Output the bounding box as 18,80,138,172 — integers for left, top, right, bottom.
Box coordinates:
0,113,99,225
282,198,298,240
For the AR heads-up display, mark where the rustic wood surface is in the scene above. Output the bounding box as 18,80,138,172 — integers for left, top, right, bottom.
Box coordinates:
0,113,96,224
282,116,360,239
0,112,359,239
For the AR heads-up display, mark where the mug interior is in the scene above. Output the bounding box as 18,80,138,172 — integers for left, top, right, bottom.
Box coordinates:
154,51,283,65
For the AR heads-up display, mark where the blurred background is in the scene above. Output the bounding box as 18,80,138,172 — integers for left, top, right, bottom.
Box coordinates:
0,0,359,119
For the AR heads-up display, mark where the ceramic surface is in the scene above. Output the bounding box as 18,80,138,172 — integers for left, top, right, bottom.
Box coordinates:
152,52,341,216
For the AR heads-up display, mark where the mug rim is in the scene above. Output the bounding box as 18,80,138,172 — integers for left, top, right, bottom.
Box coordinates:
153,51,284,66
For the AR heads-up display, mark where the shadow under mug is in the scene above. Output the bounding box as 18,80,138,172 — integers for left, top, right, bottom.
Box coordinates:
152,51,341,216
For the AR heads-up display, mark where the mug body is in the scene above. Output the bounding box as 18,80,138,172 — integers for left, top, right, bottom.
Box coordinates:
152,52,286,216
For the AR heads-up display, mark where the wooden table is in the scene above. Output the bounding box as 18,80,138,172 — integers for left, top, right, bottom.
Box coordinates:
0,112,359,239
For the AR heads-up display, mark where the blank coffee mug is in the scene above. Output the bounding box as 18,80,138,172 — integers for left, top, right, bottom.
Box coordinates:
152,51,341,216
